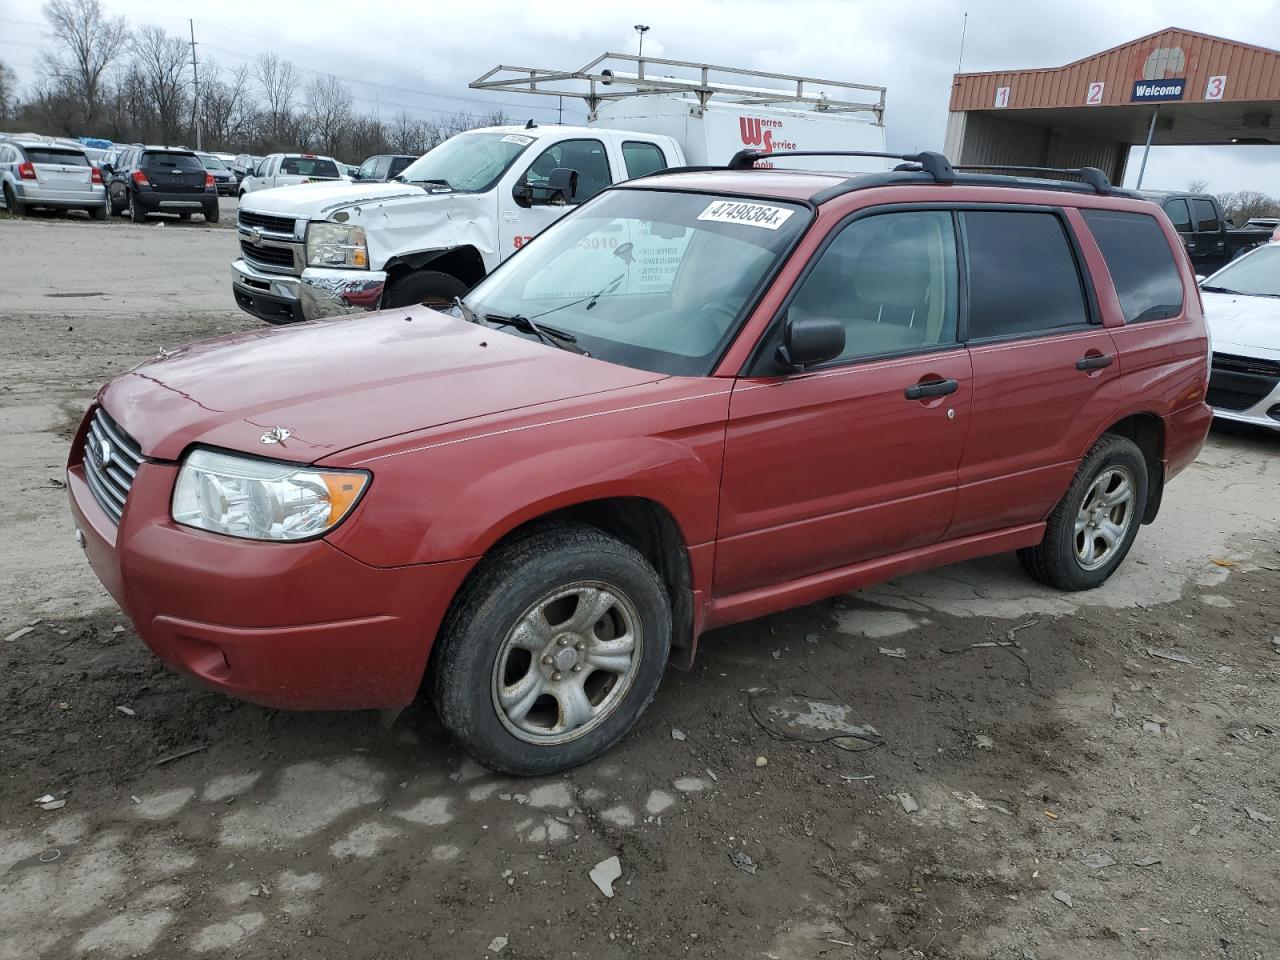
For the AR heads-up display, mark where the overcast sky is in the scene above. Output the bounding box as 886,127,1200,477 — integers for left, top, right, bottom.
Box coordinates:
2,0,1278,193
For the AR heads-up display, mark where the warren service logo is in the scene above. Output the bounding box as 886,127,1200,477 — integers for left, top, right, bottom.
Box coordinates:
1132,78,1186,102
738,116,797,153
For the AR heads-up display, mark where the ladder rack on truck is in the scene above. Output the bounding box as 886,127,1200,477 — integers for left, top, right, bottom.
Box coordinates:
470,53,886,122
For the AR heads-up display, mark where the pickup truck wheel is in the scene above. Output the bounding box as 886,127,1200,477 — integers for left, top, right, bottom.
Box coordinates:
430,523,672,776
1018,434,1147,591
128,192,146,223
382,270,468,310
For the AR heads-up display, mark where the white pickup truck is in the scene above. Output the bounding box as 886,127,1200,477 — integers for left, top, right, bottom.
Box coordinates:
237,153,345,198
231,55,887,324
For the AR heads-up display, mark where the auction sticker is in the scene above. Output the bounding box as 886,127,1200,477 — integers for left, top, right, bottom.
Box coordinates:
697,199,794,230
501,134,534,145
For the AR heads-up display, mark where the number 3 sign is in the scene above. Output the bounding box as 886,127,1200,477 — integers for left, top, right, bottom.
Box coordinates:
1205,76,1227,101
1085,82,1105,105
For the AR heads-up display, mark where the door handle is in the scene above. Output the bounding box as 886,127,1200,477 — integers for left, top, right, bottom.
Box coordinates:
904,378,958,400
1075,354,1114,371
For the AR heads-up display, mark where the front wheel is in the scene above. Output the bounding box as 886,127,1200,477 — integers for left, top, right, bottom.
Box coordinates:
430,524,672,775
1018,434,1148,591
381,269,468,310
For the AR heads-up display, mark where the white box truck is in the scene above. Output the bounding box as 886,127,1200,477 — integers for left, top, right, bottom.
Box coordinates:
230,54,888,324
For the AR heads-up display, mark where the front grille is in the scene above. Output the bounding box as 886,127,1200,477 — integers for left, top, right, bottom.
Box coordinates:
1207,387,1263,411
238,210,297,235
1213,353,1280,378
83,408,143,524
240,239,298,271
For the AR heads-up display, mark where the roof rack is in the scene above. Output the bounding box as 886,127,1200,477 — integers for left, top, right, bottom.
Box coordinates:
471,53,885,122
953,164,1127,195
728,149,956,182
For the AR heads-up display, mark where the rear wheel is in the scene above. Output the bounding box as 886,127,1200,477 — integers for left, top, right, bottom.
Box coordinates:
204,205,219,224
128,191,146,223
1018,433,1148,591
381,269,468,311
430,524,672,775
3,184,25,216
91,204,107,221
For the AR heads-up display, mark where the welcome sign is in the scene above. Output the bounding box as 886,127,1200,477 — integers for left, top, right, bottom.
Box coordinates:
1132,78,1186,102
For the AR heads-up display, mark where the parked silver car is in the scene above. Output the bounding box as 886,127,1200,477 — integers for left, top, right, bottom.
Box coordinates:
0,136,107,219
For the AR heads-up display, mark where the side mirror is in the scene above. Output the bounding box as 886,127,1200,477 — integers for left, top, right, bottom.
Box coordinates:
777,316,845,370
544,167,578,204
101,163,113,175
1226,218,1236,227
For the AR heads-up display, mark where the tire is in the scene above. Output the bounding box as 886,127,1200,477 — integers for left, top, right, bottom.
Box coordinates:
1018,434,1148,591
128,192,146,223
4,184,25,216
204,205,219,224
381,269,468,310
91,204,107,221
430,523,672,776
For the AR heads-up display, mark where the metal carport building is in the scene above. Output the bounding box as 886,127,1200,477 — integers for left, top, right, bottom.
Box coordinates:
944,28,1280,186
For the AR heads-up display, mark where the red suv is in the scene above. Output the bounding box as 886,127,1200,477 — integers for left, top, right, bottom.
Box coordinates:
68,151,1211,774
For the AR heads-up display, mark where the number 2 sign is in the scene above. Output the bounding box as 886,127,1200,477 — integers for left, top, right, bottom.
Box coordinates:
1205,75,1227,100
1085,82,1105,105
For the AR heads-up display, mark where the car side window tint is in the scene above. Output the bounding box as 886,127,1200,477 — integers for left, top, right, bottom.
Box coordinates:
788,211,959,362
1163,198,1192,232
1191,198,1219,232
622,141,667,179
1081,210,1184,323
524,139,612,204
389,157,413,178
964,211,1089,340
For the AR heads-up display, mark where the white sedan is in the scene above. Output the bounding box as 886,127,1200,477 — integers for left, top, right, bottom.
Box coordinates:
1200,242,1280,432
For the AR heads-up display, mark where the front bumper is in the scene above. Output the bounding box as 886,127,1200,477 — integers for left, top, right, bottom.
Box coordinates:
215,181,236,196
14,182,106,207
66,413,475,709
1207,362,1280,431
231,258,387,324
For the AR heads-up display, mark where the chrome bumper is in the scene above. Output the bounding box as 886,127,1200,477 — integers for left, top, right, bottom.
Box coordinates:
231,259,387,323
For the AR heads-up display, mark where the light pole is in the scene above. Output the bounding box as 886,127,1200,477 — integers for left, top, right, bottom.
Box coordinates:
634,24,650,60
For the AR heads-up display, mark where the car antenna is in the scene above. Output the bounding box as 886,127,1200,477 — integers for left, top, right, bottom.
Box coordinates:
525,119,537,129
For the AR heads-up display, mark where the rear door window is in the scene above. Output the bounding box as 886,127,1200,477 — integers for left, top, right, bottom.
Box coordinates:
1163,198,1192,232
1082,210,1184,323
1191,198,1219,232
622,141,668,179
27,148,89,166
388,156,414,178
280,157,340,177
963,210,1090,340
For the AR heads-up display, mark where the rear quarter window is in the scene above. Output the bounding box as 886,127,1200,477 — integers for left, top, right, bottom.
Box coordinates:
1081,210,1184,323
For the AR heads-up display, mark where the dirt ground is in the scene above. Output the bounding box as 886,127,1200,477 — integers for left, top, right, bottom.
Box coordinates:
1,216,1278,960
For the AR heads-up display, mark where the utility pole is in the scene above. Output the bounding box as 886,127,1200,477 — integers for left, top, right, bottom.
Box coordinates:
634,24,650,61
1136,105,1160,189
957,12,969,73
188,19,201,150
557,95,563,125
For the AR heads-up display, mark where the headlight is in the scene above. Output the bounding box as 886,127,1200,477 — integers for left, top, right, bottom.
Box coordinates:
172,449,370,542
306,222,369,269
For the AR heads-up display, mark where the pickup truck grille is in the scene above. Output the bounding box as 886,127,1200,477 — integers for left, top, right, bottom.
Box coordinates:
83,408,143,524
240,239,299,272
238,210,298,235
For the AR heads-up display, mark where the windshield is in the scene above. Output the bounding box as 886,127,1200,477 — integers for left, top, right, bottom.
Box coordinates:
281,156,340,177
395,131,534,192
1203,245,1280,298
461,189,811,376
198,153,227,170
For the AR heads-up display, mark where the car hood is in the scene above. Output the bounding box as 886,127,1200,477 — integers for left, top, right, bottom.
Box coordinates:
243,181,428,216
100,307,666,462
1202,291,1280,352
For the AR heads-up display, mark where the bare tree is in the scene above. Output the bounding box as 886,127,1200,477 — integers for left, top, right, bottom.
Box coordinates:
199,62,253,149
347,114,389,161
1218,190,1280,226
0,60,17,123
304,74,352,157
255,52,300,150
37,0,129,128
1185,177,1210,194
388,110,426,153
131,24,190,145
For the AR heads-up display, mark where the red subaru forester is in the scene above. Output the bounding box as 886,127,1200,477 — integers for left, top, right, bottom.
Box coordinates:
68,151,1212,774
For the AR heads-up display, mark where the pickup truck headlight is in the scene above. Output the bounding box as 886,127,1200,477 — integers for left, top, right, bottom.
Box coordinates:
172,449,370,542
306,222,369,269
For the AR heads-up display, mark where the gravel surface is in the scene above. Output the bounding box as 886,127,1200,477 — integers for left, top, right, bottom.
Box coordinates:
1,215,1278,960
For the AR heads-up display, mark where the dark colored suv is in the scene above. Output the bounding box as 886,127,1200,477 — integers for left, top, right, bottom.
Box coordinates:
352,154,419,182
104,147,219,223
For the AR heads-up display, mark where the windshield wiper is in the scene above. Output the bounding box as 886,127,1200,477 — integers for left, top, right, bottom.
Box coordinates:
1199,284,1242,294
483,312,589,356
